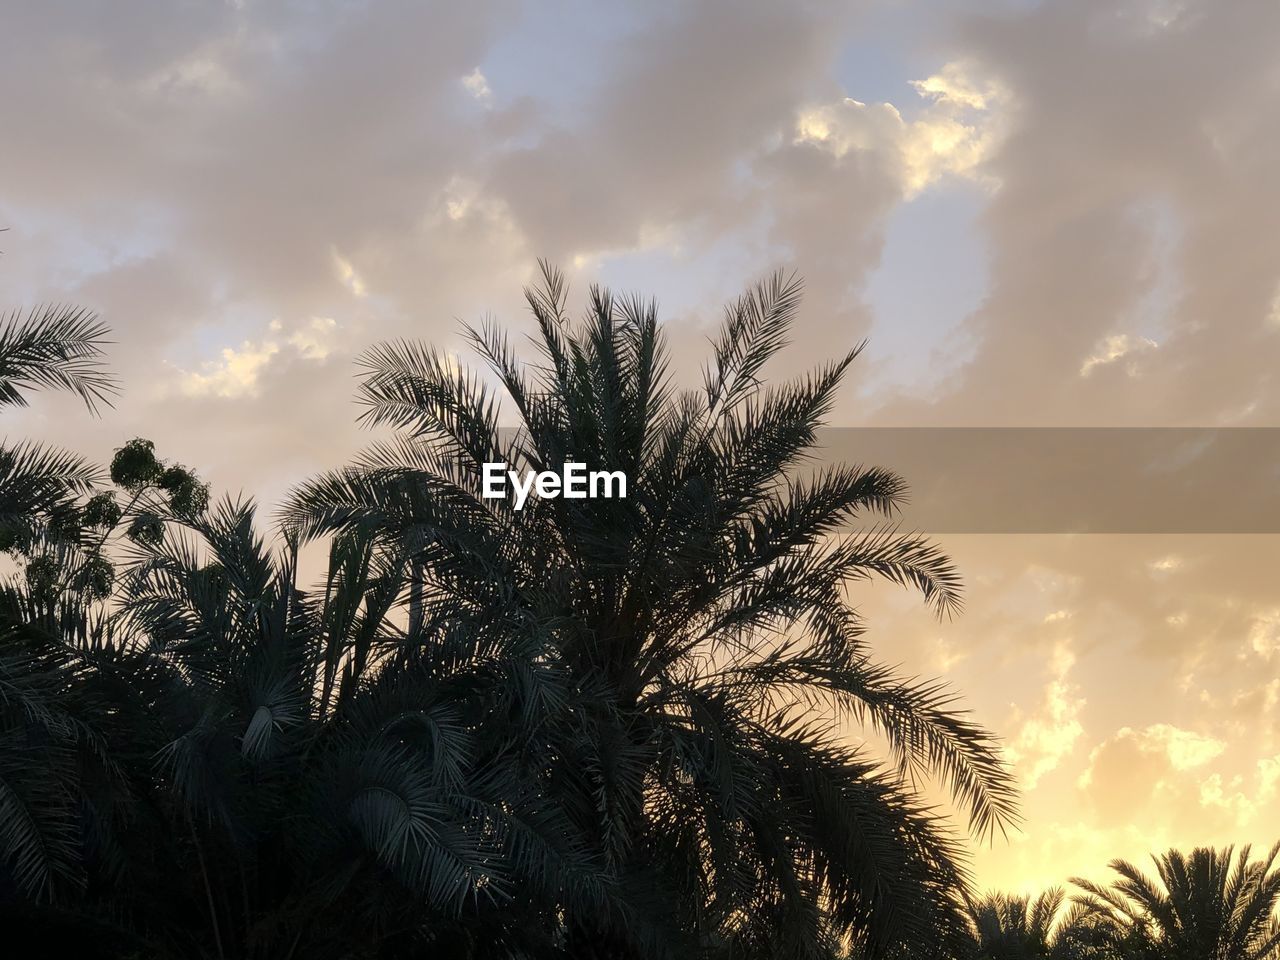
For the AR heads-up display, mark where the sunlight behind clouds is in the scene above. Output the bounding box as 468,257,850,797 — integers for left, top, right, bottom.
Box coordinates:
793,61,1004,198
175,316,342,397
4,0,1279,901
1079,333,1159,378
1004,640,1086,790
178,338,280,398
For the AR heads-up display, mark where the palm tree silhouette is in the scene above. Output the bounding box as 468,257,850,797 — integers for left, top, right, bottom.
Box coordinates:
285,264,1018,956
1071,844,1280,959
0,305,117,413
0,306,116,546
952,888,1121,959
4,491,629,956
966,890,1064,958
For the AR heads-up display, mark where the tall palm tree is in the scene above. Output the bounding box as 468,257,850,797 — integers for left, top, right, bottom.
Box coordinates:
1070,844,1280,959
284,265,1019,956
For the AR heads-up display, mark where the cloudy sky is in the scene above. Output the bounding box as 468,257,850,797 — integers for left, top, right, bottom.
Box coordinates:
3,0,1279,894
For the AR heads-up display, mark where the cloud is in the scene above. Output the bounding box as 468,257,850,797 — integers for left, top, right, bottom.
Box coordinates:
178,339,281,399
175,317,342,396
1247,609,1280,659
1079,723,1225,789
872,0,1280,426
6,0,1280,901
910,60,1001,111
288,316,340,361
1076,722,1228,833
1079,333,1159,378
461,67,492,106
331,251,367,299
793,60,1005,198
1004,641,1086,789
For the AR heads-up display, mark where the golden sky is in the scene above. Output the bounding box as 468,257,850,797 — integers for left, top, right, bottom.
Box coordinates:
3,0,1278,894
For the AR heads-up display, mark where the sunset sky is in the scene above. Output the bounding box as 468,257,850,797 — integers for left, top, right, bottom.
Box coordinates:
3,0,1279,894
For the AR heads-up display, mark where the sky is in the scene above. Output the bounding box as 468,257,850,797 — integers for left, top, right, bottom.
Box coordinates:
3,0,1280,895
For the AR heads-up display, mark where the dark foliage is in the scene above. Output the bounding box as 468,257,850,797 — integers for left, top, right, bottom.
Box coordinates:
1,271,1027,957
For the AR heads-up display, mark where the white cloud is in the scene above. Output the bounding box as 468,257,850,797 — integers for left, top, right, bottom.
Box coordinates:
179,339,281,398
1248,609,1280,659
176,317,342,397
461,67,492,106
1079,333,1159,377
332,250,367,298
288,316,339,360
792,61,1005,198
1198,771,1255,826
1079,723,1226,791
1199,750,1280,827
931,634,969,672
140,33,246,102
1259,753,1280,798
1155,724,1228,770
910,61,1002,111
1005,642,1086,789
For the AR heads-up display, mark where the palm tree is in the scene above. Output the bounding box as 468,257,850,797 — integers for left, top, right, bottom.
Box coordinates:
0,305,117,413
284,265,1019,956
0,304,626,956
0,304,127,947
0,305,117,545
964,889,1063,958
1070,844,1280,959
956,889,1116,960
6,491,635,957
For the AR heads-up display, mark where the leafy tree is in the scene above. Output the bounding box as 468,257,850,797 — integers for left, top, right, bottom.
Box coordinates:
285,265,1019,957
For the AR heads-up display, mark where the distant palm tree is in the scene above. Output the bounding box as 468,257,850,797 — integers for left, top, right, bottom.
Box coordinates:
957,889,1115,960
285,265,1018,957
965,889,1063,958
1071,844,1280,960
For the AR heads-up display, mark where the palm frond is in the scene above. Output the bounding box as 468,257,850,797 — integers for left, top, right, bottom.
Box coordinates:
0,305,118,413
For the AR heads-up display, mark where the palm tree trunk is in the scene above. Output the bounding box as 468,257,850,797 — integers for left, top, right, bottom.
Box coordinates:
407,557,424,636
188,812,227,960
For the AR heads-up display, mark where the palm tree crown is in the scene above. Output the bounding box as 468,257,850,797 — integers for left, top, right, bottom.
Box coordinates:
285,264,1018,956
1071,843,1280,960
